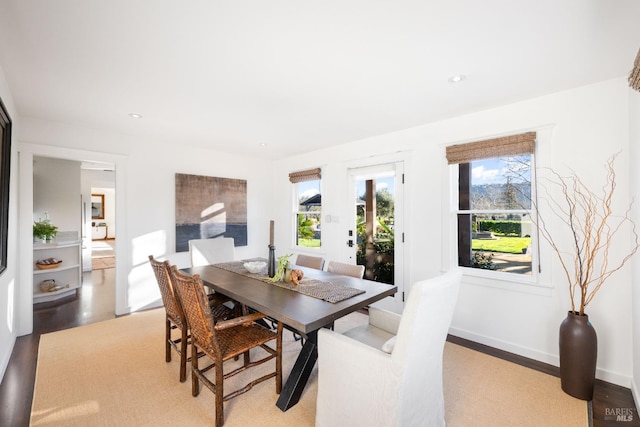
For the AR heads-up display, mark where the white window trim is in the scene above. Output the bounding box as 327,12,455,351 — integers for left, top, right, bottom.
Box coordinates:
292,178,323,250
442,126,556,294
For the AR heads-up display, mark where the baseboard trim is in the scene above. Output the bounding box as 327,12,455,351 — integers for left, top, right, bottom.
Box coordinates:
449,326,558,365
632,378,639,414
449,326,632,388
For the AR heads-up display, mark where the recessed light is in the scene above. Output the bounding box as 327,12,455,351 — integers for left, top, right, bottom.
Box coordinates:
448,74,466,84
259,142,268,147
128,113,143,119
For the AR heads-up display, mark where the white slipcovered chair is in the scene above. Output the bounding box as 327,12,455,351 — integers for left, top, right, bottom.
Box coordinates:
189,237,237,304
189,237,235,267
316,270,462,427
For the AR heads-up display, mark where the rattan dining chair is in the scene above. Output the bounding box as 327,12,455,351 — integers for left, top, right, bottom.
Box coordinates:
326,260,365,279
170,266,283,427
295,254,325,270
148,255,238,383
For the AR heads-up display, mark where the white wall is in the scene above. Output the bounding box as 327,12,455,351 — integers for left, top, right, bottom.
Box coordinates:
16,119,275,319
629,86,640,406
33,156,81,236
272,77,636,387
0,65,19,382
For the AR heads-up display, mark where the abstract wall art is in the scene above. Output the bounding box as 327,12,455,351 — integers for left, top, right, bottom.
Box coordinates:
175,173,247,252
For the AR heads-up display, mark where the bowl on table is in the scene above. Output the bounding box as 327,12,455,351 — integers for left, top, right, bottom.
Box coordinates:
243,261,267,274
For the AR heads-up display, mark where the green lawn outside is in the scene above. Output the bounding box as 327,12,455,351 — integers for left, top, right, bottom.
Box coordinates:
472,236,530,254
300,236,528,252
298,238,321,248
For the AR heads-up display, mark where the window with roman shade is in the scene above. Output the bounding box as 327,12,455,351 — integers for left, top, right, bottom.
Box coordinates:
290,168,322,248
447,132,536,275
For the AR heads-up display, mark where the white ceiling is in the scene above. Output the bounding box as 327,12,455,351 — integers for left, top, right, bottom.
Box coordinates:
0,1,639,159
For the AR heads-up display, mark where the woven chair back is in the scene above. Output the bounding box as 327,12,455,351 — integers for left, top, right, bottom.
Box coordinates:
148,256,184,326
170,267,219,355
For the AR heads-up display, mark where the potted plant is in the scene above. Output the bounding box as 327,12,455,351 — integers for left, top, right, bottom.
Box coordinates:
532,152,640,400
267,253,292,282
33,220,58,243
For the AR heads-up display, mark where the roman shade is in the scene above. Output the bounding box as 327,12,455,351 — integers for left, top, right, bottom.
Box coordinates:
288,168,321,183
446,132,536,164
629,48,640,92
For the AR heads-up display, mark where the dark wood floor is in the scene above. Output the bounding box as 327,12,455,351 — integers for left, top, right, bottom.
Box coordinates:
0,266,637,426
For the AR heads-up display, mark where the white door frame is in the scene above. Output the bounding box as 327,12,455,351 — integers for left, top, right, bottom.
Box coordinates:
17,142,127,336
347,159,406,314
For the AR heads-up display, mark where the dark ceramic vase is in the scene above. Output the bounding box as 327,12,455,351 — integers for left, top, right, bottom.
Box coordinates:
268,245,276,278
559,311,597,400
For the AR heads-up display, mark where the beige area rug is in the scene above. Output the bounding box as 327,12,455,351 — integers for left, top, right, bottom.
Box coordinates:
31,309,587,427
91,240,115,270
443,344,587,426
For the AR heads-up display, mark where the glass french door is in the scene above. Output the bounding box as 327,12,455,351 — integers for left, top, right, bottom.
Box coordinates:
347,161,404,313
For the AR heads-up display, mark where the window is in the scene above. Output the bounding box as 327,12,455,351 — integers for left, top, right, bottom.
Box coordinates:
290,168,321,248
0,96,11,276
447,132,535,275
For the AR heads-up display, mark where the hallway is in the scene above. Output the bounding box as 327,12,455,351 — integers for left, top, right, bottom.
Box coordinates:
91,239,115,270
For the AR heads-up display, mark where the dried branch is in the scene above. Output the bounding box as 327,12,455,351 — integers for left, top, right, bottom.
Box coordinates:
530,153,640,315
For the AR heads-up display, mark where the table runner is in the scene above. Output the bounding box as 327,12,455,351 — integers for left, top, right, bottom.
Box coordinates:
213,260,365,303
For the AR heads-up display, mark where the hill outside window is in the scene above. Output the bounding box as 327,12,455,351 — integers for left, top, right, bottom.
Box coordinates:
447,132,536,276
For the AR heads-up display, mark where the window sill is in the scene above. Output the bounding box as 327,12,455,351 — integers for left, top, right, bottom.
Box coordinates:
293,247,324,254
460,267,554,297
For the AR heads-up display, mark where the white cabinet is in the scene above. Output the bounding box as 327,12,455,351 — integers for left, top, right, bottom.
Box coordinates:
33,238,82,303
91,224,108,240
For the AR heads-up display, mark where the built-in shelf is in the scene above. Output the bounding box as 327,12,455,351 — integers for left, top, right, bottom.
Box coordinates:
33,263,80,275
33,237,82,304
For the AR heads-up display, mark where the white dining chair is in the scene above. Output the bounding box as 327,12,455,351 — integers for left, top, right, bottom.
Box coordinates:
289,254,326,344
316,270,462,427
189,237,235,267
295,254,325,270
326,260,365,279
189,237,238,303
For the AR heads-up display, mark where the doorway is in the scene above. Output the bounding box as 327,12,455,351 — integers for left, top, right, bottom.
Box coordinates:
18,144,124,337
348,161,404,313
32,155,116,295
91,239,115,270
89,183,116,271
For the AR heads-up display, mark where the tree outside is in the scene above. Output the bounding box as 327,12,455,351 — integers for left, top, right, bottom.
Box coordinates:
356,185,395,284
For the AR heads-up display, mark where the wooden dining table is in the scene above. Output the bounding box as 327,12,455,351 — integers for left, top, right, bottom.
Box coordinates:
182,262,397,412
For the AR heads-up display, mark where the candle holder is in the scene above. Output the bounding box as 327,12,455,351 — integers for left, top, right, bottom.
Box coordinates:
268,244,276,278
